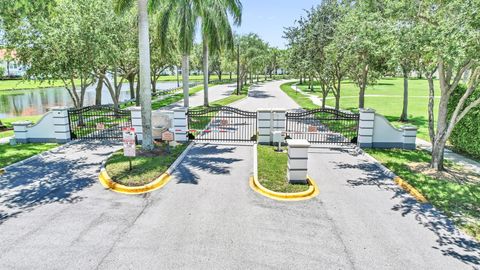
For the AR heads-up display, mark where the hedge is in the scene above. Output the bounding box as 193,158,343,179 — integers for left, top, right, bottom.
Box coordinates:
448,85,480,159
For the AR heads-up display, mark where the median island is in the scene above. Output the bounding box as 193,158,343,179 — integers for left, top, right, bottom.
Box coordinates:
257,145,309,193
105,143,187,187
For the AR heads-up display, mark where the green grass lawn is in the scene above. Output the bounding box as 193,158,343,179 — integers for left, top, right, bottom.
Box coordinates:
0,115,43,139
296,78,440,141
105,143,188,186
257,145,309,193
365,148,480,241
0,79,72,91
0,143,58,168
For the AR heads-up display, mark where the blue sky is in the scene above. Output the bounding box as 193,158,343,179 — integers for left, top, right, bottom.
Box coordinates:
234,0,321,48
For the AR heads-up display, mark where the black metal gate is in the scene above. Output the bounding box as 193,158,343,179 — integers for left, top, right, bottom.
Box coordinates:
187,106,257,142
68,105,132,140
285,108,359,144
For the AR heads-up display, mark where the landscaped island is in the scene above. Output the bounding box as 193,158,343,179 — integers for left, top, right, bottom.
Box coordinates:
105,143,187,187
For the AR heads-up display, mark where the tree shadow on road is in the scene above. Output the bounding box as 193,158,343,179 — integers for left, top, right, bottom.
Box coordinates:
174,144,243,185
0,140,120,225
331,152,480,267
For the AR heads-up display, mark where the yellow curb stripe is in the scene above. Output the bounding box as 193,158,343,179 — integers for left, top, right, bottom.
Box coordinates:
394,176,428,203
99,169,172,195
249,175,319,201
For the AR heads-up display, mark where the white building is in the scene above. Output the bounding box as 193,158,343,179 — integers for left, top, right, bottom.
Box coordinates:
0,49,26,78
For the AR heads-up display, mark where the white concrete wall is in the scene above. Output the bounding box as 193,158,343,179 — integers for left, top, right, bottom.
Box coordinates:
358,108,418,149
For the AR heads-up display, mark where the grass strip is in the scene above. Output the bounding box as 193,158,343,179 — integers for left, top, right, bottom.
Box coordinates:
0,143,58,168
365,148,480,241
257,145,309,193
105,143,188,187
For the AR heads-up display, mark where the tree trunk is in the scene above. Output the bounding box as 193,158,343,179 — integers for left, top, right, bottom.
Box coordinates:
95,76,103,106
182,54,190,108
176,66,180,87
400,69,409,122
136,77,140,106
151,77,157,95
128,73,135,100
203,40,209,107
137,0,153,150
358,65,369,109
229,72,232,80
431,138,446,171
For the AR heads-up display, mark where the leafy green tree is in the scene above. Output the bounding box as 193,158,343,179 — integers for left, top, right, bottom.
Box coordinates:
404,0,480,170
338,3,394,109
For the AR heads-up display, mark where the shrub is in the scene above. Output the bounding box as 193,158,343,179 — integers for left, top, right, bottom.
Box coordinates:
448,85,480,159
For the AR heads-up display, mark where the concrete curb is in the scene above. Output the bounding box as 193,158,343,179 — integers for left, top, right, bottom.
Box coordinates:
359,148,428,203
249,143,319,201
98,142,194,195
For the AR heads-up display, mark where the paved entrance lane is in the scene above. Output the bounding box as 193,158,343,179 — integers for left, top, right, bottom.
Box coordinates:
308,146,480,269
96,143,355,269
233,80,299,110
164,83,236,110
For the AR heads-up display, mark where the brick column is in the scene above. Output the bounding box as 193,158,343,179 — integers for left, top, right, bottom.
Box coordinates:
287,139,310,184
272,109,286,133
173,107,188,142
51,107,71,143
12,121,31,143
358,108,376,148
128,107,143,143
402,126,418,150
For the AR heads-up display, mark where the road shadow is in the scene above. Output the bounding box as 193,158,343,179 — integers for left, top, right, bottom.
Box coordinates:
0,140,119,225
330,149,480,267
174,144,243,185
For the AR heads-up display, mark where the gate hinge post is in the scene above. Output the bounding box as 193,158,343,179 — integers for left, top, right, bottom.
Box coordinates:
52,106,71,143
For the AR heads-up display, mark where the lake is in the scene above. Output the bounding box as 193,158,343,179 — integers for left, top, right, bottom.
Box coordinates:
0,81,182,118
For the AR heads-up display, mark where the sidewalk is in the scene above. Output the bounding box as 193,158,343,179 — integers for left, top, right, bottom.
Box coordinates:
416,138,480,173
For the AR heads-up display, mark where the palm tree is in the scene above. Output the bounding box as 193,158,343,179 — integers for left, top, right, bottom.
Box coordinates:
200,0,242,106
114,0,154,150
155,0,242,107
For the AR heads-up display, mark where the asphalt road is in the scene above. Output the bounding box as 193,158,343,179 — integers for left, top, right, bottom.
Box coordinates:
0,80,478,269
163,83,236,110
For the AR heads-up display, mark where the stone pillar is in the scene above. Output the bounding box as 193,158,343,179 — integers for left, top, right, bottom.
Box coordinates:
402,126,418,150
12,121,31,143
128,107,143,143
257,109,271,144
51,107,71,143
287,139,310,184
272,109,286,133
173,107,188,142
257,108,286,144
358,108,376,148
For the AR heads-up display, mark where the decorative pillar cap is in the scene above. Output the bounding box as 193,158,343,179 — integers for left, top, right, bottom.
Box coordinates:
286,139,311,148
127,106,142,111
359,108,376,113
12,121,32,126
402,125,418,131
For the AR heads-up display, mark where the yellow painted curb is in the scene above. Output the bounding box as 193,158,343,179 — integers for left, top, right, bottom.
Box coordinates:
99,169,172,195
249,175,319,201
394,176,428,203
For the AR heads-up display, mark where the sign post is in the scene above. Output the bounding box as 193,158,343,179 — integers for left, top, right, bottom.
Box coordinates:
162,130,174,154
122,127,136,171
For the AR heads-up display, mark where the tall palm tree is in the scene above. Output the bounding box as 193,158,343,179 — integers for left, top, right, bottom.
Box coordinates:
114,0,154,150
200,0,242,106
155,0,242,107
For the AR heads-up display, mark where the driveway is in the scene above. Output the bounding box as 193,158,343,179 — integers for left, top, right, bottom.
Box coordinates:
0,80,478,269
163,83,236,109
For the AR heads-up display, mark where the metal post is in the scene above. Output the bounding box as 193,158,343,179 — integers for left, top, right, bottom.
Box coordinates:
236,42,240,95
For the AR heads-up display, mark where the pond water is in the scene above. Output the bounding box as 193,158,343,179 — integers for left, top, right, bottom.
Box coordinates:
0,81,181,118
